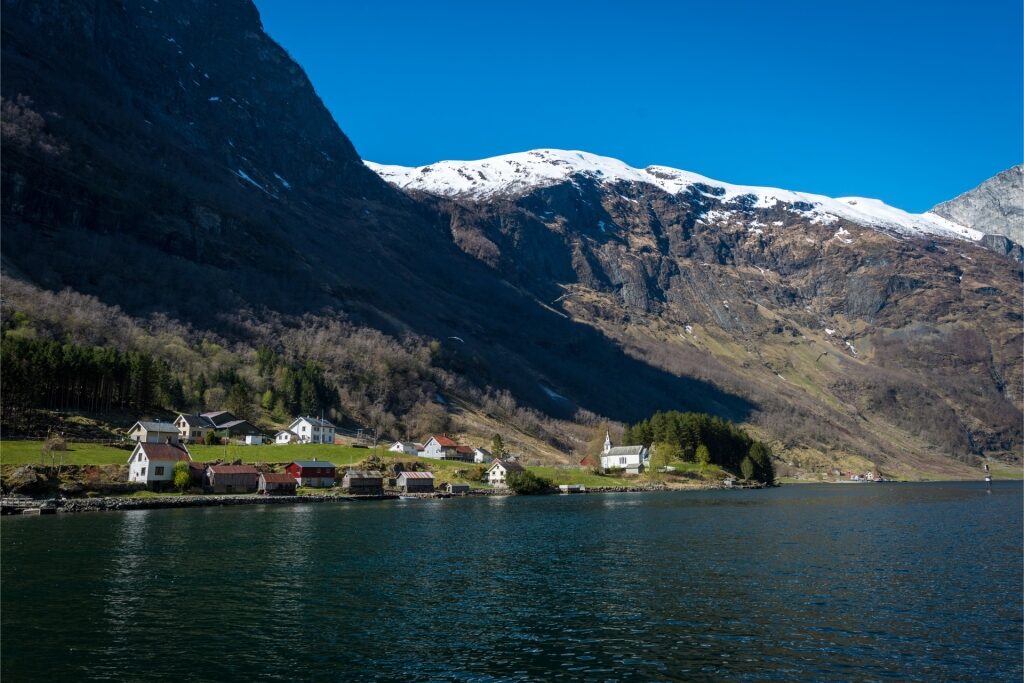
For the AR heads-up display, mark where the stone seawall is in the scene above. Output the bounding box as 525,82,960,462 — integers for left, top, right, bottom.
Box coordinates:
0,493,389,515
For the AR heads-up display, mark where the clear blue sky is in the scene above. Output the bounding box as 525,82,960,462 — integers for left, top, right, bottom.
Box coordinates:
254,0,1022,211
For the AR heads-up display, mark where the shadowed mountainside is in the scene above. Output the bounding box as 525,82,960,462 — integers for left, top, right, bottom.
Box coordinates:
0,0,752,429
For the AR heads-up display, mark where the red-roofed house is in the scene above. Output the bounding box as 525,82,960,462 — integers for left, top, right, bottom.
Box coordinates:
128,442,192,487
422,435,470,461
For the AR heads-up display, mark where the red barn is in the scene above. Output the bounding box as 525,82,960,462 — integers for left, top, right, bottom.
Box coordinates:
285,460,337,488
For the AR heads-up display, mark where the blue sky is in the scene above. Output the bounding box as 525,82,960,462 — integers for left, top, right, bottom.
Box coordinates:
254,0,1022,212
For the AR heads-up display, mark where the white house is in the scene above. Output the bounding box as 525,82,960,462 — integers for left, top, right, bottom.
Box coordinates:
599,432,649,474
389,441,423,455
472,447,491,464
174,413,213,443
287,416,336,444
127,421,180,444
421,435,459,459
128,442,192,486
486,459,524,488
275,430,299,445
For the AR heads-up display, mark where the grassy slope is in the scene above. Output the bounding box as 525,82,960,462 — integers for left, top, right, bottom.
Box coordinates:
0,440,373,466
0,440,648,488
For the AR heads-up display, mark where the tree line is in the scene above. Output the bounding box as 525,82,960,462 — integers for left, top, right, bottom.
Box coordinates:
623,410,775,483
1,335,183,419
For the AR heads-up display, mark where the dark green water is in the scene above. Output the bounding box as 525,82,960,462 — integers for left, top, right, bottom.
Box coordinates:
2,483,1021,681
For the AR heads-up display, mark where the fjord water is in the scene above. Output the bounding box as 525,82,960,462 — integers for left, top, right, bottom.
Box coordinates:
2,484,1020,681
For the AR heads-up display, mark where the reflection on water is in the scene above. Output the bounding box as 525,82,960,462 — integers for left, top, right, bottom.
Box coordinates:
2,483,1021,681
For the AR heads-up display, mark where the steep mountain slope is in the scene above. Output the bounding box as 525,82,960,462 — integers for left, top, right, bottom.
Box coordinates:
369,151,1023,476
932,165,1024,245
2,0,1018,478
0,0,752,436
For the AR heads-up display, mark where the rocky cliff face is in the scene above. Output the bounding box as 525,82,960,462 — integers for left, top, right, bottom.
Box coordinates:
371,152,1023,474
932,165,1024,245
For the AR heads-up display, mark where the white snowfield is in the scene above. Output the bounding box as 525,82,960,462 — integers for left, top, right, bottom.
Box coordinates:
366,149,983,243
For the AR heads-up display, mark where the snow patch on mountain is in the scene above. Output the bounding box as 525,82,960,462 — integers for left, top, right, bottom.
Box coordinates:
366,149,983,243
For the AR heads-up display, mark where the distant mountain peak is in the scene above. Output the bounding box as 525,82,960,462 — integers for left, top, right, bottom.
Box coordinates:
366,150,983,243
931,165,1023,244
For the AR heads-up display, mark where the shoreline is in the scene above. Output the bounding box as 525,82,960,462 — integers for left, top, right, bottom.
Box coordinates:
0,481,759,516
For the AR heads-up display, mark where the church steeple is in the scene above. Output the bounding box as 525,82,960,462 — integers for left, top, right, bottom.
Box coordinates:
603,430,612,455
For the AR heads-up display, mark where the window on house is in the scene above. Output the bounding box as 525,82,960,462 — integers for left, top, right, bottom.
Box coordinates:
155,467,164,475
620,457,626,465
141,467,147,476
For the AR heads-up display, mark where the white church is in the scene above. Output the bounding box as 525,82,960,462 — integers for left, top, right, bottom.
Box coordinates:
599,432,650,475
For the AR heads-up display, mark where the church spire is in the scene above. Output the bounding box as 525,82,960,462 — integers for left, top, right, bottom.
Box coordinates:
603,430,612,455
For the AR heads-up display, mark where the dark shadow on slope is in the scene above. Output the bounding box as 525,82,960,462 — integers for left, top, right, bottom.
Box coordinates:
0,0,756,426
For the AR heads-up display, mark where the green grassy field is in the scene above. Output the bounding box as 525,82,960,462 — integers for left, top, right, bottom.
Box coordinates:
0,440,379,467
0,440,741,490
527,466,633,488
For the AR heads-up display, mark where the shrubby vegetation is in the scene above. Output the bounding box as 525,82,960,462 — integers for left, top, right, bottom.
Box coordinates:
624,410,775,483
506,470,553,495
173,461,191,492
0,281,578,447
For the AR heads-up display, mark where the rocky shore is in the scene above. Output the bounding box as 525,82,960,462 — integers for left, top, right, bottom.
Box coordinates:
0,493,383,515
0,479,768,515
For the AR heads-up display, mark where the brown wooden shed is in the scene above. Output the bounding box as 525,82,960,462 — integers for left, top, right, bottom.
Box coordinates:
206,464,260,493
258,472,297,495
396,471,434,493
341,470,383,495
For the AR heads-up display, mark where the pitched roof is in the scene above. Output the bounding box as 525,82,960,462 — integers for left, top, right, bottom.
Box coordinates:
290,460,337,469
430,435,458,448
200,411,235,426
398,471,434,479
177,414,214,427
260,473,297,484
455,445,474,455
276,430,298,437
489,458,524,472
605,446,646,457
292,416,336,428
136,443,191,462
188,462,207,470
208,464,259,475
218,419,260,433
344,470,382,480
133,421,178,432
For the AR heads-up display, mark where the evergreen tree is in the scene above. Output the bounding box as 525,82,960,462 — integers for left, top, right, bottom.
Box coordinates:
491,433,506,459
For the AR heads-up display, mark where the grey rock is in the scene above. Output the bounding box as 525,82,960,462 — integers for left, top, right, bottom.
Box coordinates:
932,165,1024,244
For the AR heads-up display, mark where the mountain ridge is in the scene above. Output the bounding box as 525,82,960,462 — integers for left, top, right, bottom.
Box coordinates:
367,149,983,242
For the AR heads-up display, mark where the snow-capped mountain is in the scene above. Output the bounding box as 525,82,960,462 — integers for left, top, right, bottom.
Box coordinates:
367,149,982,243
